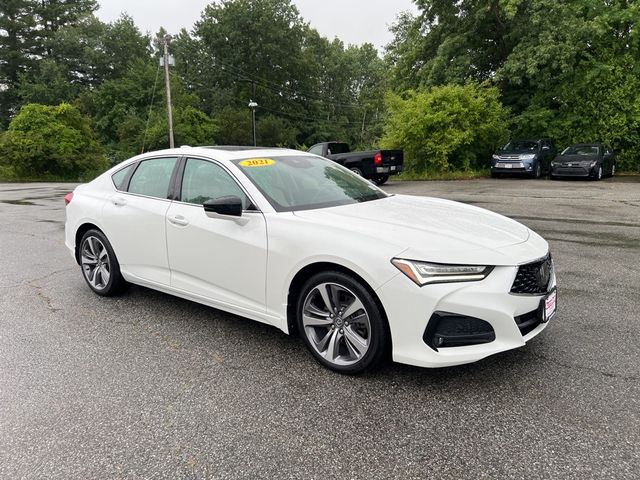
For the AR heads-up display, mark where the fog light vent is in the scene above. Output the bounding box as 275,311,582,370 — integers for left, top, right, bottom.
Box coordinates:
423,312,496,351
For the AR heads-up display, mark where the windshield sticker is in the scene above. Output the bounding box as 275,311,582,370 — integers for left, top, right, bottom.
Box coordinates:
239,158,275,167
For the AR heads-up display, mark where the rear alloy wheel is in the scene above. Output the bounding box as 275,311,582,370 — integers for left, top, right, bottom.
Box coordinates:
350,167,363,177
79,229,126,296
297,272,388,374
374,174,389,186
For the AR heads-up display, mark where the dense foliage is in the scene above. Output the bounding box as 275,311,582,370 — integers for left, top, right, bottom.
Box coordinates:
0,0,638,179
0,103,107,178
386,0,640,171
382,84,509,172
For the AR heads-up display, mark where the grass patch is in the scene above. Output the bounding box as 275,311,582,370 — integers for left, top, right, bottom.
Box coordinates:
0,165,94,183
393,169,490,181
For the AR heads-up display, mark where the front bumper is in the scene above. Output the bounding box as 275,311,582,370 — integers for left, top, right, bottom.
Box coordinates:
491,161,534,175
551,165,593,177
377,265,556,368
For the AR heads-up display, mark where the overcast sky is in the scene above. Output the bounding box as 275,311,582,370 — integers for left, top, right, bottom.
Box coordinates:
95,0,418,52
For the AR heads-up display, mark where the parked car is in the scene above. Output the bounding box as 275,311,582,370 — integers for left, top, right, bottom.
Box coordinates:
65,146,556,374
490,139,556,178
550,144,615,180
307,141,403,185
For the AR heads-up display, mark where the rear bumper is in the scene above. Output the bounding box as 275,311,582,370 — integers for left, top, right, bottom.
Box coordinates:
375,165,403,175
377,265,556,368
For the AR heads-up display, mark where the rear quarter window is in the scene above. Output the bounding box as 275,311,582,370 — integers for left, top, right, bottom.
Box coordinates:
111,164,135,191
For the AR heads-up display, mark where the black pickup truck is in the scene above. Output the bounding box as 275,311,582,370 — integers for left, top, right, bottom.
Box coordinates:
307,142,403,185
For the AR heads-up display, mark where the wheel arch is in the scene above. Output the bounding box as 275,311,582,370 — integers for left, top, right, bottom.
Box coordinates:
286,261,391,345
74,222,103,264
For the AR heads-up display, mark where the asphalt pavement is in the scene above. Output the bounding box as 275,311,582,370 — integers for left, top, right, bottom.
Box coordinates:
0,177,639,479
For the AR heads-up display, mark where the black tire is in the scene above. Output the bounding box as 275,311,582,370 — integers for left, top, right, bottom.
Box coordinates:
296,271,389,374
533,162,542,178
593,165,603,181
490,171,498,178
373,174,389,186
349,167,363,177
79,229,127,296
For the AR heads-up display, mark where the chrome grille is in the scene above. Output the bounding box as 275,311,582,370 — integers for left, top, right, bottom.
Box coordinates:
511,255,553,295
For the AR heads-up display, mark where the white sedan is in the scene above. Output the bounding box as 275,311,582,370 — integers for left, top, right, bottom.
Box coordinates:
64,147,556,374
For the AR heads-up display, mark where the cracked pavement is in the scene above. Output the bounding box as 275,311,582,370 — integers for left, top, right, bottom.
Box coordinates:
1,178,639,479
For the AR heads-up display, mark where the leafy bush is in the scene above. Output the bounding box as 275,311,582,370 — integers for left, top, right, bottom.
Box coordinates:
381,84,509,173
0,103,108,179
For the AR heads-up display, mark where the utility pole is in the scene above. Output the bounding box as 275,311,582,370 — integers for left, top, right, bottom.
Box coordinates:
162,34,175,148
248,81,258,146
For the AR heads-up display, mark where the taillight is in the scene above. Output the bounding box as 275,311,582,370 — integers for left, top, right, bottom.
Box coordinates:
373,152,382,166
64,192,73,206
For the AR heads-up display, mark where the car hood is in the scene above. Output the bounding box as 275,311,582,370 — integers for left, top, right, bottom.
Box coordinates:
498,150,534,155
293,195,546,266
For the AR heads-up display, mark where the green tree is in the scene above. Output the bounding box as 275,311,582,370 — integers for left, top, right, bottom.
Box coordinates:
381,84,509,172
0,0,39,124
0,103,107,178
257,114,298,147
213,106,252,145
387,0,640,171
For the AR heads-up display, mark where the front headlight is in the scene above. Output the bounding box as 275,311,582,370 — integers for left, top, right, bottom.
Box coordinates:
520,154,536,161
492,154,500,160
391,258,493,286
590,161,597,167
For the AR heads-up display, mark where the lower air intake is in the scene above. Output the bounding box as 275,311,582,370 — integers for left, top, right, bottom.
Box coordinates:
423,312,496,351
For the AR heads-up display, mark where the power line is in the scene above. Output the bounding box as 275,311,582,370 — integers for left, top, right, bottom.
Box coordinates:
211,57,366,110
140,62,162,153
258,104,383,126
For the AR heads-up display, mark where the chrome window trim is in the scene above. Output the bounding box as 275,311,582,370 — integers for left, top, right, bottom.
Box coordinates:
111,155,181,197
176,155,262,212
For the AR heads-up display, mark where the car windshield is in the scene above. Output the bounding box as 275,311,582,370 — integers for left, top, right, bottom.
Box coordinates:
502,140,539,152
233,155,388,212
561,145,600,156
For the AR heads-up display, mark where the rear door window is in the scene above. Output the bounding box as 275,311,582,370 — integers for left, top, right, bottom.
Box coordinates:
128,157,178,199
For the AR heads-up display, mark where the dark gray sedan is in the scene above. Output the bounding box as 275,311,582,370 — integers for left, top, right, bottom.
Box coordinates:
550,144,616,180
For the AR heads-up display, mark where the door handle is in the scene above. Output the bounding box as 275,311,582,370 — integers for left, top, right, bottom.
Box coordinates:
168,215,189,227
112,196,127,207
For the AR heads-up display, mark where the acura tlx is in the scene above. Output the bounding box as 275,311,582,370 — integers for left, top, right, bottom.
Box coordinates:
64,146,557,374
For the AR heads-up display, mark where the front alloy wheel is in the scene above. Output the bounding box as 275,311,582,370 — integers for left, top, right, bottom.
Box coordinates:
297,272,388,373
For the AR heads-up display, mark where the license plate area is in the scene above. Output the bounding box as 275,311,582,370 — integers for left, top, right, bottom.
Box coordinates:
540,289,557,323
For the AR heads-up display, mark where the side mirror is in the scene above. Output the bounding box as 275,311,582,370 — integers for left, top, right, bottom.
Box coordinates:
203,196,243,217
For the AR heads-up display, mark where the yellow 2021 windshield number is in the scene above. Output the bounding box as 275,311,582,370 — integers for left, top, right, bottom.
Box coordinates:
239,158,275,167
